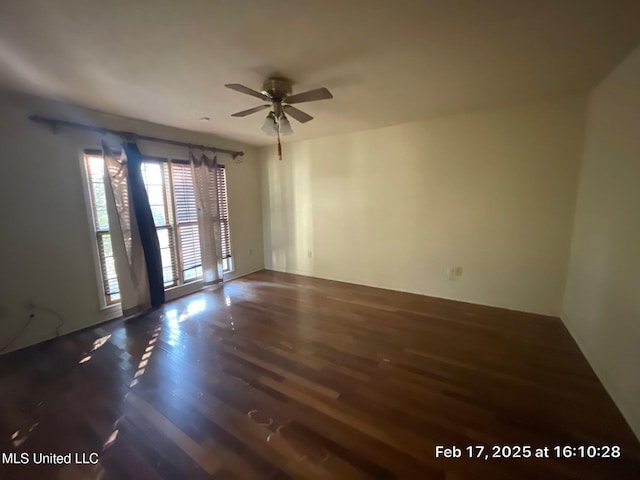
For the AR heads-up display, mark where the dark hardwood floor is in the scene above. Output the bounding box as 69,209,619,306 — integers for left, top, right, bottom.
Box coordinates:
1,270,638,479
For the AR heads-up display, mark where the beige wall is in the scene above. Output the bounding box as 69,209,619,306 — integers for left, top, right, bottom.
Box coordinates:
261,97,586,316
0,91,264,353
562,45,640,439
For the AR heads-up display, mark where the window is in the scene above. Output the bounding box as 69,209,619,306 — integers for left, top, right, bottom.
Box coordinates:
216,166,233,273
170,162,203,282
85,154,120,305
84,152,232,306
140,161,178,288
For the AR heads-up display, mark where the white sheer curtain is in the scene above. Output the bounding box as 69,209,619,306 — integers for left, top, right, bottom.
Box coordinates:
102,142,151,316
190,151,224,285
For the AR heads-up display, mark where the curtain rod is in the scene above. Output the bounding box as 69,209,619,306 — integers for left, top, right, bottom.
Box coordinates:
28,115,244,159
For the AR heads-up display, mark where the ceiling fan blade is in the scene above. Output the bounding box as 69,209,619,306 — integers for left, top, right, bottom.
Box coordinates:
231,104,270,117
285,87,333,104
283,105,314,123
225,83,271,101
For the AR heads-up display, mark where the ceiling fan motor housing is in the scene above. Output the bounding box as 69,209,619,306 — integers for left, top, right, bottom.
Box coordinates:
226,78,329,124
261,78,293,102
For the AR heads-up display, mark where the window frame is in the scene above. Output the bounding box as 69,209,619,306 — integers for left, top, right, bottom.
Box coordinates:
82,150,233,308
83,151,121,306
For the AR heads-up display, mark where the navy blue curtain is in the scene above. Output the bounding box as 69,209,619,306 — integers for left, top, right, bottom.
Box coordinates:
124,143,165,308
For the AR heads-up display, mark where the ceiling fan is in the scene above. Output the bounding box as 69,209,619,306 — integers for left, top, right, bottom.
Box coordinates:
225,78,333,158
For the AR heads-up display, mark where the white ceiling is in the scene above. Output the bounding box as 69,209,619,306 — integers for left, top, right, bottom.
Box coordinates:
1,0,639,146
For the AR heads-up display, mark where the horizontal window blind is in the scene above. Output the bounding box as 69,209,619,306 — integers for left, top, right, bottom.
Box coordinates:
178,224,201,271
215,166,232,260
85,153,233,305
141,161,177,287
171,162,202,281
97,233,119,295
172,162,198,224
85,154,120,305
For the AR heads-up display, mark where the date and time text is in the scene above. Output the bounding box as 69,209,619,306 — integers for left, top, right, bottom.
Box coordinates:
435,445,622,460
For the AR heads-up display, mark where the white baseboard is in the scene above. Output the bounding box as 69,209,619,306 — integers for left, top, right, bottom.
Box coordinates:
265,267,557,317
0,269,266,356
165,281,205,302
223,267,265,282
0,313,119,355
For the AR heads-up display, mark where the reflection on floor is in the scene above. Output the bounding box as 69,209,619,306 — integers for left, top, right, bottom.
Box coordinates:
0,270,639,479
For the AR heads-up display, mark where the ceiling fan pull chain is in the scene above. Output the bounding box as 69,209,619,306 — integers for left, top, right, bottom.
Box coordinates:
277,130,282,161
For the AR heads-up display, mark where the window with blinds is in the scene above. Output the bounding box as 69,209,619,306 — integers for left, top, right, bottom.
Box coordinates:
85,153,120,305
140,161,177,288
216,166,233,272
171,162,203,282
84,152,232,306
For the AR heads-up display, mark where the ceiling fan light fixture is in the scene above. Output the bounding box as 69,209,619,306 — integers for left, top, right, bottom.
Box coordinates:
278,115,294,136
226,79,333,153
261,112,278,136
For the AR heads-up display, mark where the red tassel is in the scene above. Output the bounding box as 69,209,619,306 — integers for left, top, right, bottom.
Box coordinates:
277,131,282,160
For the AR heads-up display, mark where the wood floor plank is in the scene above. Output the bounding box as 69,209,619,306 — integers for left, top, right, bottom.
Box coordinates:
125,392,222,476
0,269,639,479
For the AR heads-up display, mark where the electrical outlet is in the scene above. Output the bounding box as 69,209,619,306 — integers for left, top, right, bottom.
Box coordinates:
448,266,463,280
307,250,313,258
249,248,253,256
